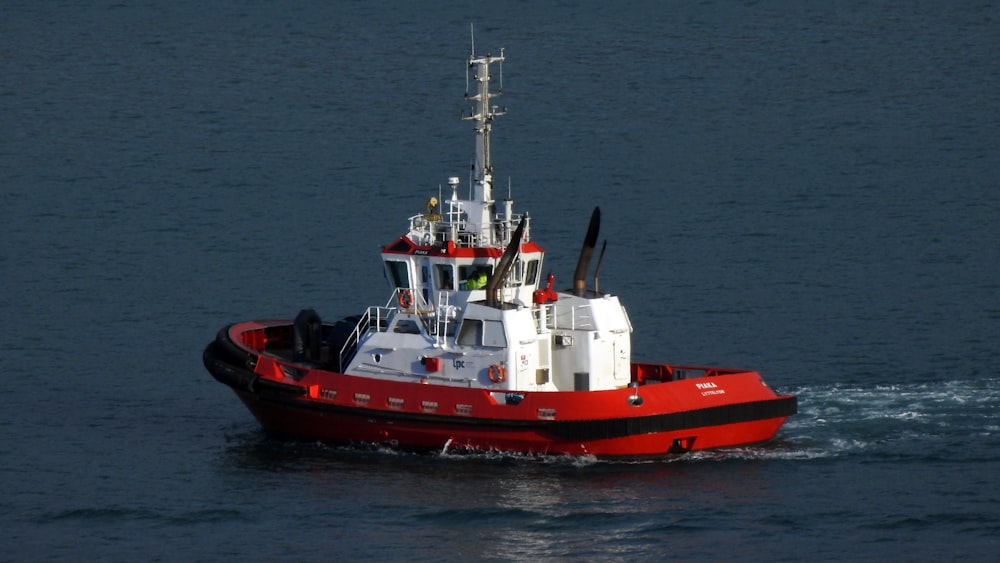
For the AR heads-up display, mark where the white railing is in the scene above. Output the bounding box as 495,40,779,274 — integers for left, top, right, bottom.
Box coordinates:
533,302,597,332
407,212,530,248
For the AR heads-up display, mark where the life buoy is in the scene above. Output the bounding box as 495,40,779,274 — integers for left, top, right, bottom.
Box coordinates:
488,364,506,384
398,290,413,309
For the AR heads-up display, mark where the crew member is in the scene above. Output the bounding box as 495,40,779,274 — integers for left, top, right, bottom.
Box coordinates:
464,268,488,290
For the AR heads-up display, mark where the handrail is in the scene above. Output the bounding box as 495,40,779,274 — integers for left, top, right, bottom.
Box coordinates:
337,310,372,371
533,302,596,332
407,212,530,248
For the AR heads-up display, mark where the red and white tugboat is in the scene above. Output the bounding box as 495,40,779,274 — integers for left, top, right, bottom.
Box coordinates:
204,46,796,459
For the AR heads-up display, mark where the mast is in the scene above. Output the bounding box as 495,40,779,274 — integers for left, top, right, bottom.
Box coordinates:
462,47,506,244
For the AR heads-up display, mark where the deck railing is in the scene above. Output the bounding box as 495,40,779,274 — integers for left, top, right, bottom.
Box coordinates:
338,287,441,370
407,212,529,248
533,302,597,332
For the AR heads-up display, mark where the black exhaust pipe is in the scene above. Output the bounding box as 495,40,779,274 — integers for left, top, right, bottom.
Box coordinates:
572,207,601,295
485,216,527,307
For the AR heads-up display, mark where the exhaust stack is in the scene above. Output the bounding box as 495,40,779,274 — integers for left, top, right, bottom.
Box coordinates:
485,216,527,307
572,207,601,295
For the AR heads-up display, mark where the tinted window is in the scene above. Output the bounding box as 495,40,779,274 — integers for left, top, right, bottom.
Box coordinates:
385,261,410,288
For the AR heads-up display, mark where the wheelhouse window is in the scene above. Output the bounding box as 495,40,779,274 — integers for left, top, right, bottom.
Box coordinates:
420,265,430,302
517,259,539,286
435,264,455,290
459,264,492,291
385,261,410,288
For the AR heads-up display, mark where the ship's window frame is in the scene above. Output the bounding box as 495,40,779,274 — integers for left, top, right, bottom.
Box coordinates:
457,318,482,346
456,318,506,348
420,265,430,302
505,258,540,287
385,260,410,288
482,320,507,347
510,259,523,285
435,264,455,290
516,258,540,286
458,264,493,290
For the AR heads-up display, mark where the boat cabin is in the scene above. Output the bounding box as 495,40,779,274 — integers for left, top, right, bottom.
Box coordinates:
380,191,545,312
336,49,633,395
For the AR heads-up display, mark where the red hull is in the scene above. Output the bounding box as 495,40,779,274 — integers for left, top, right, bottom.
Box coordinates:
234,389,790,458
205,322,796,459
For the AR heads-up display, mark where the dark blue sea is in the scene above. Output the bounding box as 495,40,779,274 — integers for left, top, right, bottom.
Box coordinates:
3,1,998,560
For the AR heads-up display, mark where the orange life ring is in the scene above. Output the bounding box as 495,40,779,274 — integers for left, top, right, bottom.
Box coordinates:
488,364,506,384
398,290,413,309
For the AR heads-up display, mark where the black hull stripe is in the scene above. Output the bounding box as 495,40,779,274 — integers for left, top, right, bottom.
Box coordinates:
547,397,797,440
257,390,796,441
